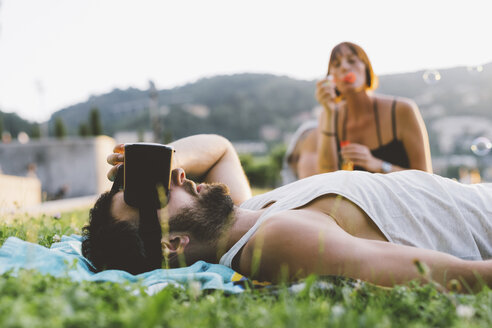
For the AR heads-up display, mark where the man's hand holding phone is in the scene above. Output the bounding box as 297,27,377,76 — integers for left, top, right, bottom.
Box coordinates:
106,143,177,182
107,144,125,181
107,142,175,208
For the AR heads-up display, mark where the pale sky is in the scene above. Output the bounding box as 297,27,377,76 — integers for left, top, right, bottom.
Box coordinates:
0,0,491,122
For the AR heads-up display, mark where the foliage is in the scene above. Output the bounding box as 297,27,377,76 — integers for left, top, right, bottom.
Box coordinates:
78,123,89,137
89,107,103,136
240,144,286,188
53,117,67,139
0,209,491,327
31,123,41,139
0,209,87,247
75,107,103,137
240,154,276,188
269,143,287,175
0,110,37,139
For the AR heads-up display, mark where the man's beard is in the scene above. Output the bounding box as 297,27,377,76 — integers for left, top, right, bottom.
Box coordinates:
168,182,235,244
165,182,235,267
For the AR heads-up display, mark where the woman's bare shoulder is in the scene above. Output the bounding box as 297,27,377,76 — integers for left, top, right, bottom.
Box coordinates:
374,94,418,113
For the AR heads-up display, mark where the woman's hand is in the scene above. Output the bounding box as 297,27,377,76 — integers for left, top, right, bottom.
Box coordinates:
106,144,125,181
315,76,337,111
340,143,383,173
316,77,340,173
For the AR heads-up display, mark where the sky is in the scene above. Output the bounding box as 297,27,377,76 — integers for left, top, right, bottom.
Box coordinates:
0,0,491,122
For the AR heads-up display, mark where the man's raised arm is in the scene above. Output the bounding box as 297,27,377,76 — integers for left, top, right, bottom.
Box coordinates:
170,134,251,205
107,134,251,205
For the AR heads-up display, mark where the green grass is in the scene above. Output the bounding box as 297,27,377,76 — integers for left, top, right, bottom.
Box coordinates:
0,208,491,328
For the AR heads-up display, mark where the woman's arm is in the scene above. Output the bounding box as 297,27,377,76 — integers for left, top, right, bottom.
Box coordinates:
397,99,433,173
317,110,339,172
315,78,340,173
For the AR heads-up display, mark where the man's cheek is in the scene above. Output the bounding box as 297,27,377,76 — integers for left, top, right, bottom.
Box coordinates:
158,207,171,222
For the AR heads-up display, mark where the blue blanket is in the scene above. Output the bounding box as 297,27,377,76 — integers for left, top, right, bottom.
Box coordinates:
0,235,247,294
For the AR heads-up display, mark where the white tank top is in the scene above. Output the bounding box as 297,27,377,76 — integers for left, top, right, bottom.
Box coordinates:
219,170,492,268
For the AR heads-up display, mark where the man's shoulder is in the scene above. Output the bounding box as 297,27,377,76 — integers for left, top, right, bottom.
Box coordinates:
238,208,349,281
258,208,309,227
239,211,305,278
247,208,337,246
243,211,301,249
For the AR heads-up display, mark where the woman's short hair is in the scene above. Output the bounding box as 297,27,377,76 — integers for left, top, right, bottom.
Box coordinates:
327,41,379,92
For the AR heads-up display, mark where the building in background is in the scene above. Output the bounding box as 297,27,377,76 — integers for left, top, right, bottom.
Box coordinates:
0,136,115,201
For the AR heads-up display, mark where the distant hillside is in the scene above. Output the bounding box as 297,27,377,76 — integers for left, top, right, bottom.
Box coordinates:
47,65,492,155
49,74,318,141
378,65,492,116
0,110,38,138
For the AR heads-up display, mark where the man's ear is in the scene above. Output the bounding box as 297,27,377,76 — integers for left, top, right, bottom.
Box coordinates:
161,234,190,254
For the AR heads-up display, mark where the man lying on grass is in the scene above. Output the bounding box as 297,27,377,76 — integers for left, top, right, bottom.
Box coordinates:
82,134,492,292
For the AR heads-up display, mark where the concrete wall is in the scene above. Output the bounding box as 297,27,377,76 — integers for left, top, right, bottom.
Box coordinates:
0,174,41,208
0,136,115,199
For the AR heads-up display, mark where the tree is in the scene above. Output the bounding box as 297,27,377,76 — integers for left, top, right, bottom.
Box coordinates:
54,117,67,139
89,107,103,136
78,123,89,137
0,115,3,137
31,123,41,139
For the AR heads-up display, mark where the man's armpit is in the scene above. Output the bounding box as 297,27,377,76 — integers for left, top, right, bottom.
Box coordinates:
243,216,348,283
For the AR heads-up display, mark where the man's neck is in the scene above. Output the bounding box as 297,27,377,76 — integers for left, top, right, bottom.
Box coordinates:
214,206,265,262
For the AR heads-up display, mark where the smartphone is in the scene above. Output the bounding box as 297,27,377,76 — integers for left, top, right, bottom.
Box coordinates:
123,143,174,208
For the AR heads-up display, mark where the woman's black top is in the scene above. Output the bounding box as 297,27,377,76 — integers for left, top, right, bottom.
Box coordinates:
335,98,410,171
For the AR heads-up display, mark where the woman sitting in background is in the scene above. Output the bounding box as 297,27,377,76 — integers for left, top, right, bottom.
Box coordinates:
281,120,318,184
316,41,432,173
283,41,432,183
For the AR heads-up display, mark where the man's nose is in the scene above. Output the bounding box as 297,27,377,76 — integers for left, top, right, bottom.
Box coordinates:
171,168,186,186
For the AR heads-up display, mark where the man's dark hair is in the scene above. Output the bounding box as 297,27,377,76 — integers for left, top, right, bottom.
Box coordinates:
83,183,235,272
82,190,150,275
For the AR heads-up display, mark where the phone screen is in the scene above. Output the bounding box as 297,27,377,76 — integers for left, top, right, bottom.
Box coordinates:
123,143,174,208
